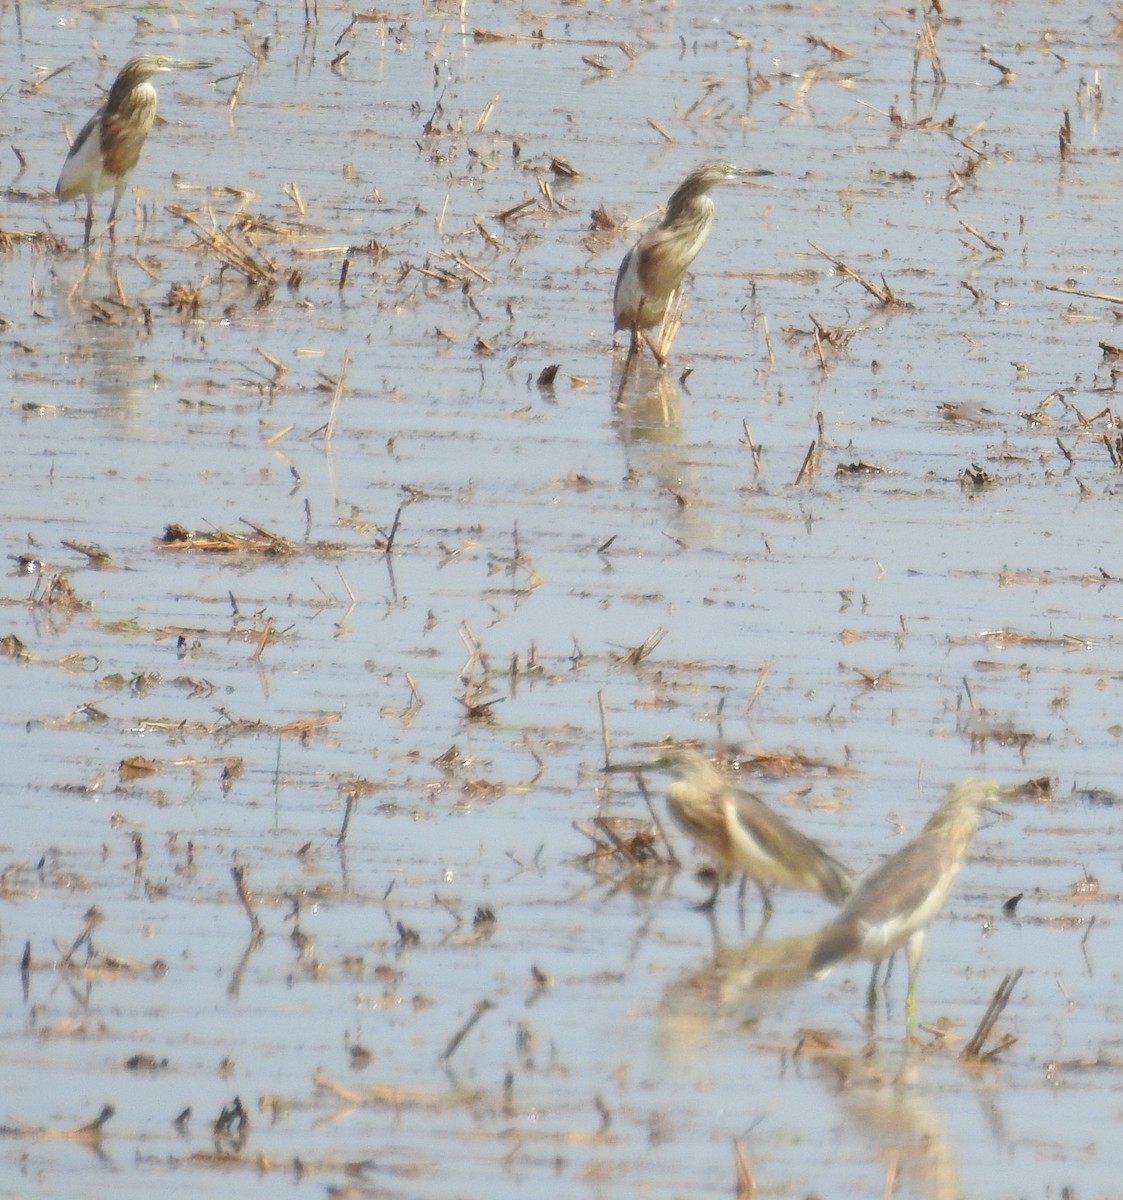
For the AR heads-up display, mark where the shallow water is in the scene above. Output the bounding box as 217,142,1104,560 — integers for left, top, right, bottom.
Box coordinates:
1,1,1122,1196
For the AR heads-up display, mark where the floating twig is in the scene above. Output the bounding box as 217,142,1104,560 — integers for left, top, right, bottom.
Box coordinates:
0,1104,115,1142
795,440,818,484
634,771,679,864
808,241,903,306
962,968,1022,1061
1045,283,1123,305
611,626,666,665
440,998,495,1063
646,117,675,143
325,350,350,445
742,418,762,477
959,220,1004,254
231,864,264,947
598,690,612,771
734,1138,756,1200
912,20,946,86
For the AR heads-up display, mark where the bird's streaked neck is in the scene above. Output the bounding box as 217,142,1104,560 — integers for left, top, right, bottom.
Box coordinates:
664,188,716,226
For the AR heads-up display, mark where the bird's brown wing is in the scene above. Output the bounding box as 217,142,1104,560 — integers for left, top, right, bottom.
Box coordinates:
810,829,955,969
843,830,954,922
729,789,852,901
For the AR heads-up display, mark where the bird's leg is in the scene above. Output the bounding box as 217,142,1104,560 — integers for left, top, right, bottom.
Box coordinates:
749,881,773,936
703,902,726,955
747,904,771,942
883,951,896,983
635,325,668,369
729,874,744,933
734,873,749,931
904,930,926,1033
864,951,905,1030
614,329,641,406
613,327,654,405
734,879,771,935
861,961,888,1039
652,291,685,366
865,961,881,1017
648,324,670,367
692,872,722,913
82,202,94,248
107,181,128,244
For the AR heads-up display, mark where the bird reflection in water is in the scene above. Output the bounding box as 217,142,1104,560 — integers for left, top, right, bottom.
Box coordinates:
660,928,820,1054
662,938,970,1200
799,1033,963,1200
611,355,682,443
608,373,738,550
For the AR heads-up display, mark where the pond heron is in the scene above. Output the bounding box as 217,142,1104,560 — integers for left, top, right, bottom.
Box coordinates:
612,747,853,913
57,54,213,246
613,160,772,363
810,779,999,1027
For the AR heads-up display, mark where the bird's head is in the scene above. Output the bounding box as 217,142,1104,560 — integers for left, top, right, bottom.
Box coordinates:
924,778,1001,836
687,160,774,194
116,54,214,87
661,161,773,222
605,744,719,783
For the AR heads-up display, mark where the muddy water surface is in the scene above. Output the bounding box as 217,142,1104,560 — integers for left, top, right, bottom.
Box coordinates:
2,2,1122,1197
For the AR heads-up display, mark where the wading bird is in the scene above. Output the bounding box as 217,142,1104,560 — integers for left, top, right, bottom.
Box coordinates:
613,160,772,364
57,54,213,246
612,746,853,913
809,779,999,1028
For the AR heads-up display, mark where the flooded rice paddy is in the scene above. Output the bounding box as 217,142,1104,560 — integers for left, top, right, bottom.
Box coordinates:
2,0,1123,1196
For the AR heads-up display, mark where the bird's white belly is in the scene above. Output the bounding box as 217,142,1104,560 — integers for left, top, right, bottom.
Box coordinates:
855,871,957,957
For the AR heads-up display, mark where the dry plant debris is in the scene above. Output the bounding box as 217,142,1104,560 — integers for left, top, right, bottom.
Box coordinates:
160,521,298,556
